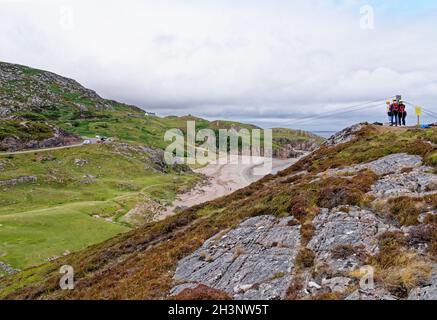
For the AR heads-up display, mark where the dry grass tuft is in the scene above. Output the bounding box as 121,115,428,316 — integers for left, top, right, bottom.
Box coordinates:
387,197,424,226
368,231,433,297
296,248,315,269
173,284,232,300
300,223,316,245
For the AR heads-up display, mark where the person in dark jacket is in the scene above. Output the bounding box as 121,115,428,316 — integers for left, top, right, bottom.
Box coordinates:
390,99,399,126
398,101,407,126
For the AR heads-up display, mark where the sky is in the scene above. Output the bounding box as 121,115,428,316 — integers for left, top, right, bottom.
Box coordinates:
1,0,437,130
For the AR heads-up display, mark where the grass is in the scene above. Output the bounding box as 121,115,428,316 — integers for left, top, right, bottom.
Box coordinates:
0,121,53,143
0,143,201,270
0,124,435,300
0,203,129,269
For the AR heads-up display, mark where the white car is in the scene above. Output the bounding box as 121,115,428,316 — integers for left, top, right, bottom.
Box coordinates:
82,140,91,145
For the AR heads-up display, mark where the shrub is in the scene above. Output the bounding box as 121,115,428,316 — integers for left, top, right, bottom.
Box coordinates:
300,223,316,245
331,244,357,260
317,185,363,208
388,197,423,226
287,195,311,220
174,284,232,300
312,292,343,300
368,231,432,298
296,248,315,268
286,277,304,300
16,112,47,121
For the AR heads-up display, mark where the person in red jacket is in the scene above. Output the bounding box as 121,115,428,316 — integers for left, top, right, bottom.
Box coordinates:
398,101,407,126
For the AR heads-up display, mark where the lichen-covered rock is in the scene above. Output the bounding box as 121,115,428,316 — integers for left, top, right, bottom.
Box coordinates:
0,61,111,116
370,166,436,198
324,123,365,146
0,175,37,186
308,207,390,272
318,153,436,199
172,215,301,300
323,153,423,177
0,262,20,275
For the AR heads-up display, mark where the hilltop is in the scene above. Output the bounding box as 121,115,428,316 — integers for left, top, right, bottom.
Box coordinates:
0,61,322,153
1,124,435,300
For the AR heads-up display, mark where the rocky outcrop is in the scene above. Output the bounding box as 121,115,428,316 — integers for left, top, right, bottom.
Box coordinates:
319,153,435,199
370,166,435,198
171,152,436,300
122,198,166,226
112,142,192,174
308,207,390,272
0,127,81,152
0,176,37,187
0,62,111,116
172,215,301,300
345,289,397,300
273,139,320,159
324,123,365,146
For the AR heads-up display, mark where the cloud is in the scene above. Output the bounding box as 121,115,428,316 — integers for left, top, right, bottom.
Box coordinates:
1,0,436,130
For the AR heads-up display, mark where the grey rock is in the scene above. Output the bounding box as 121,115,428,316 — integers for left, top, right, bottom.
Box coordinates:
321,277,353,293
370,166,436,198
345,289,397,300
308,206,390,272
324,123,365,146
172,215,301,300
0,175,37,187
0,262,20,275
324,153,424,177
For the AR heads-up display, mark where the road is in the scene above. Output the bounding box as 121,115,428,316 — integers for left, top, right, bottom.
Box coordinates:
0,138,99,156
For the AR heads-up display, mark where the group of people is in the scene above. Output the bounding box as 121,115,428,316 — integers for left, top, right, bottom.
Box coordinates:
386,99,407,126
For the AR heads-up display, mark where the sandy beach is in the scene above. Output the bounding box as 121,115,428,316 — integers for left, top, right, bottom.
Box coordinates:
157,155,306,220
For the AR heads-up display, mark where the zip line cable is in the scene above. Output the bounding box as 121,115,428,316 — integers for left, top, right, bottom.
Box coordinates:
404,101,437,118
281,97,394,127
293,103,382,126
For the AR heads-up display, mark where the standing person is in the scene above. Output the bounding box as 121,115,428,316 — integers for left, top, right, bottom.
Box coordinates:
386,100,392,124
391,99,399,126
398,101,407,126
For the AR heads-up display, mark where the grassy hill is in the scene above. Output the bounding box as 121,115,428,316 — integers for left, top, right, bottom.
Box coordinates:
1,124,435,299
0,143,200,272
0,61,323,152
0,61,324,276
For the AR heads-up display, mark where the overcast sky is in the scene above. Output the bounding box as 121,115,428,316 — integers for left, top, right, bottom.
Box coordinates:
1,0,437,130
